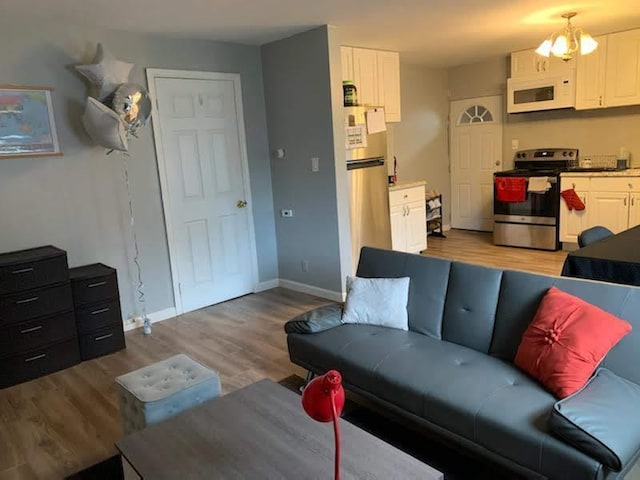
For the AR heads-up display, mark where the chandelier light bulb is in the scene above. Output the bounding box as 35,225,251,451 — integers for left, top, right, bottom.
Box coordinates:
535,12,597,61
551,35,569,58
580,34,598,55
536,39,553,57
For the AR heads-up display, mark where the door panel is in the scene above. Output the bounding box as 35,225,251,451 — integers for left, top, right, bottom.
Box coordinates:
405,200,427,253
587,191,629,234
559,190,589,243
450,96,503,232
154,77,254,313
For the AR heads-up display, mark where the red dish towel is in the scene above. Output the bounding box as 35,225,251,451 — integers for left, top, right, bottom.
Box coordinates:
495,177,527,202
561,188,586,211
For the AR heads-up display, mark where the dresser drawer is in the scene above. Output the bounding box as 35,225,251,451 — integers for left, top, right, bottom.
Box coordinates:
0,310,77,357
75,298,122,334
71,271,119,307
389,185,425,207
0,338,80,389
0,282,73,326
79,325,126,361
0,252,68,295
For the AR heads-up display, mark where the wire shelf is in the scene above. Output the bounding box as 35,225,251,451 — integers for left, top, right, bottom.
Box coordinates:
579,154,618,169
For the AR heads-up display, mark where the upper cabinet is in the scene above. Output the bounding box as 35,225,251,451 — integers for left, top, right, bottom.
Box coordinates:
341,46,402,122
574,29,640,109
511,49,574,77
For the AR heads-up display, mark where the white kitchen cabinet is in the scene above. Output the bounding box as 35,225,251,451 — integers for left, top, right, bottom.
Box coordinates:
341,46,354,84
341,46,401,122
510,48,574,78
559,178,590,243
389,184,426,253
629,193,640,228
587,191,630,234
576,36,608,110
376,50,401,122
352,48,379,108
604,29,640,108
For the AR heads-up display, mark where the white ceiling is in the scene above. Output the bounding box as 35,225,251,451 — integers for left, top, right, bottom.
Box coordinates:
4,0,640,66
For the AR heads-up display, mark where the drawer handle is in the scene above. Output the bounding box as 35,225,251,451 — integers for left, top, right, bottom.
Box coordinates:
95,333,114,341
25,353,46,363
16,296,39,305
12,267,34,275
87,281,107,288
91,307,110,315
20,325,43,334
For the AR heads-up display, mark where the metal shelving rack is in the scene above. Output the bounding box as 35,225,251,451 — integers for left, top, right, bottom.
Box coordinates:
426,193,446,238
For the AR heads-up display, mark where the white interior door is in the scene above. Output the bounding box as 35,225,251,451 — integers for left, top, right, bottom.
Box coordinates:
149,71,257,314
450,96,503,231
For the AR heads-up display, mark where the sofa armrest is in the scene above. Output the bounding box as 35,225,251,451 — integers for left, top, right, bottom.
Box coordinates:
284,303,343,334
548,368,640,471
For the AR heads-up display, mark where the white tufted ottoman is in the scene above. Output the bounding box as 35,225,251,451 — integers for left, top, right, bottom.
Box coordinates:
116,354,221,434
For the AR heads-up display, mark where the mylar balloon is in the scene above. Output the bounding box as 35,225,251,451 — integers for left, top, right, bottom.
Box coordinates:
112,83,152,137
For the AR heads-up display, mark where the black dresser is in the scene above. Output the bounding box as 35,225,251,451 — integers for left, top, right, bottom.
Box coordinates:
69,263,126,360
0,246,80,388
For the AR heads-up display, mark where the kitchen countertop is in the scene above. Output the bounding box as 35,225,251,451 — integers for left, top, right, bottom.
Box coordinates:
561,169,640,177
388,180,427,191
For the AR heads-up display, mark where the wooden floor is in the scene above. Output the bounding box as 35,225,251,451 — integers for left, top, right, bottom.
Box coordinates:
424,229,568,276
0,229,569,479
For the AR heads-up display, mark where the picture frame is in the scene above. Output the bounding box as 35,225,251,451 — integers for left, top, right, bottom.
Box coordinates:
0,85,62,158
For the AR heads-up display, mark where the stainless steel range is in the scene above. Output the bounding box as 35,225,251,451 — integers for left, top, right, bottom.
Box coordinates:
494,148,579,251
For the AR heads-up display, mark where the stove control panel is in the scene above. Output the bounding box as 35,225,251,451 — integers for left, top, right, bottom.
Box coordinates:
514,148,579,162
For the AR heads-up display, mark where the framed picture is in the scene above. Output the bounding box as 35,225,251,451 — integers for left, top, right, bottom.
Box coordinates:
0,86,62,158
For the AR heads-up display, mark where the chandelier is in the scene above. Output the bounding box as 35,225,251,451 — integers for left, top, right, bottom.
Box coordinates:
535,12,598,61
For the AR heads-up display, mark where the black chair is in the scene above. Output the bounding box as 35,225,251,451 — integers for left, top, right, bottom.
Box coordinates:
577,226,614,248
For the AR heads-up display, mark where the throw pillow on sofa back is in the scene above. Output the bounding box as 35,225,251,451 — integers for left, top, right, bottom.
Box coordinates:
341,276,410,331
514,287,632,399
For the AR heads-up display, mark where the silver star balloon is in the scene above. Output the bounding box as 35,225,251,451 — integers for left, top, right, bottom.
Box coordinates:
75,43,134,101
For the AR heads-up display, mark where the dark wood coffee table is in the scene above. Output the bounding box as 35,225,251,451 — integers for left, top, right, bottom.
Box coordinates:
116,379,443,479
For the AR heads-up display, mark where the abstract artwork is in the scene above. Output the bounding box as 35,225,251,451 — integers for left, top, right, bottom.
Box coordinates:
0,86,61,158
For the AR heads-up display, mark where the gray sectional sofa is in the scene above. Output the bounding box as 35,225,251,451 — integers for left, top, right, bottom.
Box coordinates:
286,247,640,480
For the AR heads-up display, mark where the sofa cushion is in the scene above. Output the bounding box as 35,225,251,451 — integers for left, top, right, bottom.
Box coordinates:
342,276,410,330
287,326,602,480
514,287,632,398
549,368,640,471
442,262,502,353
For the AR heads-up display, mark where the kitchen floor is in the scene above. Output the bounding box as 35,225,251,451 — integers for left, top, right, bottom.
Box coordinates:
423,229,568,276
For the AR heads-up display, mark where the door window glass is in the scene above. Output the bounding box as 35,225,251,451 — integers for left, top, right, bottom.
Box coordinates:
458,105,494,125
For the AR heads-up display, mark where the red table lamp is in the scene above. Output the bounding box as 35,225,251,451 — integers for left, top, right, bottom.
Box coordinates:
301,370,345,480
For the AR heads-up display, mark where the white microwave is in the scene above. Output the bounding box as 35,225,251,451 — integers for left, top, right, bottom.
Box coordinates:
507,73,576,113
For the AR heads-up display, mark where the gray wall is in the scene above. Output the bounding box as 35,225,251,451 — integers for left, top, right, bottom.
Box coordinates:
0,18,278,321
448,57,640,170
390,62,450,223
262,26,345,294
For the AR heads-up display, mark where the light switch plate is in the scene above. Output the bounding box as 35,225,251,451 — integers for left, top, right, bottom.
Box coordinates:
311,157,319,172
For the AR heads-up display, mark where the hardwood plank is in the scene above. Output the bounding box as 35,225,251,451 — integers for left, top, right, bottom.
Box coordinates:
424,229,568,276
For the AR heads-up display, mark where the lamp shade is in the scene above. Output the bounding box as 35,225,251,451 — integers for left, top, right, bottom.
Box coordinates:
302,370,345,480
580,34,598,55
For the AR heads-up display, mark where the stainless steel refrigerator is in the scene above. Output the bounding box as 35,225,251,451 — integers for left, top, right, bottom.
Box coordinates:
346,106,391,273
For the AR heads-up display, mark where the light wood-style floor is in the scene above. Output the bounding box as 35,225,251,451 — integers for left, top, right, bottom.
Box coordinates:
0,229,568,479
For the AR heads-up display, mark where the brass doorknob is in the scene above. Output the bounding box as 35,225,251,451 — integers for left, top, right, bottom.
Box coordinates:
237,200,248,208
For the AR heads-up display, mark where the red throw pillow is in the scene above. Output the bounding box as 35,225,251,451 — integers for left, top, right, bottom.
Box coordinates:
514,287,632,398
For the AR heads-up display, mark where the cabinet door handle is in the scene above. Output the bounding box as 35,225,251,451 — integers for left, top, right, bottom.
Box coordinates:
624,197,627,206
20,325,43,334
599,96,603,106
536,61,540,72
582,196,587,206
95,333,113,341
16,296,39,305
25,353,46,363
12,267,34,275
87,281,107,288
91,307,110,315
632,196,635,206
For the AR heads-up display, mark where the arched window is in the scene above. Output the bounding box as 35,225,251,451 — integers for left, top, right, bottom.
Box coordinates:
458,105,494,125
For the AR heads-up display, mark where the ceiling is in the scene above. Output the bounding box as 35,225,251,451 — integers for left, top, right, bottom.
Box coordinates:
4,0,640,66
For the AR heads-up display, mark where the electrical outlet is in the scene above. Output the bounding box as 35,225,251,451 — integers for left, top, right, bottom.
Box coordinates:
311,157,319,172
301,259,309,272
281,209,294,217
512,139,519,150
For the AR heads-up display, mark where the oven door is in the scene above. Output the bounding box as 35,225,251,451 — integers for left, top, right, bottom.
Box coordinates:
494,176,558,221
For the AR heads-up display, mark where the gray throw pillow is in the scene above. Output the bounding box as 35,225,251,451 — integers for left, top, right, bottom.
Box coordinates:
548,368,640,471
284,303,344,334
341,276,410,330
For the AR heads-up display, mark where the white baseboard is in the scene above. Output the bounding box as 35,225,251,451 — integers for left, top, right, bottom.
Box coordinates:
279,279,344,302
254,279,279,292
123,307,178,332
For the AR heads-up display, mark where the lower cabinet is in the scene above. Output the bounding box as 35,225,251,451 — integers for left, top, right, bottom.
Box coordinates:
560,175,640,243
389,184,427,253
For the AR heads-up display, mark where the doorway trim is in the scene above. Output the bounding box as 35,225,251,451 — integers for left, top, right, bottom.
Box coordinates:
146,68,259,315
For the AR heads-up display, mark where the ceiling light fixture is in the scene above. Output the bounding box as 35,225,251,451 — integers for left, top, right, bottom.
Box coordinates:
536,12,598,62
